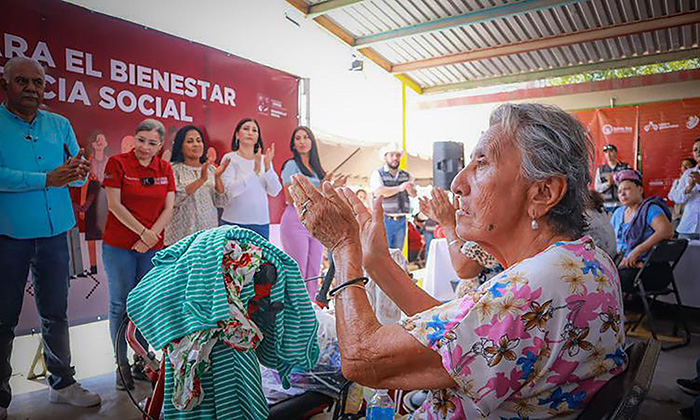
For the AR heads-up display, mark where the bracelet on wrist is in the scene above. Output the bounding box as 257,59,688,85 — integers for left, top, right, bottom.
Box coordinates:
328,276,369,298
333,284,367,298
449,239,464,247
139,227,146,237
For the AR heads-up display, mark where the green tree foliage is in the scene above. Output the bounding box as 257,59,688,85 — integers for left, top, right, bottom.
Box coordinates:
545,58,700,86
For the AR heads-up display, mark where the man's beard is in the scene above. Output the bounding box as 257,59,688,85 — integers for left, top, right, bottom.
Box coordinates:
388,161,400,169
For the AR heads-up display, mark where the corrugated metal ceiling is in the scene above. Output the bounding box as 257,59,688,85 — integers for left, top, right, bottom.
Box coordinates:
299,0,700,93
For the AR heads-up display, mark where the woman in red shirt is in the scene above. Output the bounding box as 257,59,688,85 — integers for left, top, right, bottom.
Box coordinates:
102,118,175,391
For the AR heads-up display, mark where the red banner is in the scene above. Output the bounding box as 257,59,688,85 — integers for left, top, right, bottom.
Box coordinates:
638,98,700,199
2,0,299,334
573,106,638,172
573,99,700,200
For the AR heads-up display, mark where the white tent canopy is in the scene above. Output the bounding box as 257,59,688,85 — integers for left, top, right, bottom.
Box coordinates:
315,132,432,186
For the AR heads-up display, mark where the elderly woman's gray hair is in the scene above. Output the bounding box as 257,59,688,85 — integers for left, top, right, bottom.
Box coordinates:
135,118,166,142
2,57,45,82
490,103,593,237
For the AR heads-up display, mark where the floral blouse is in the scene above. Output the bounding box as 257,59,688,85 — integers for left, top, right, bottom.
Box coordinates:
165,163,228,246
401,237,626,419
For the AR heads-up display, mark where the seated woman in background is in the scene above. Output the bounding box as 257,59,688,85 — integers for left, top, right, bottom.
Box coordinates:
290,103,626,418
164,125,229,246
610,169,674,292
220,118,281,240
585,190,617,258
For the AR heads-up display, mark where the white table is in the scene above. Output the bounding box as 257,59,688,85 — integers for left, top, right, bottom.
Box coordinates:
660,240,700,308
422,238,459,301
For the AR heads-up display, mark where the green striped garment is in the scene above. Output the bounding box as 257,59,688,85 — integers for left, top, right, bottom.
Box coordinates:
126,226,320,419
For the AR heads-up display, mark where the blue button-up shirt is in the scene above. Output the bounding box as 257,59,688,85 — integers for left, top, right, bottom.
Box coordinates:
0,104,84,239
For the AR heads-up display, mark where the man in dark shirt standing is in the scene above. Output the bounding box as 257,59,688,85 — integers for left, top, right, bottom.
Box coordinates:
594,144,631,213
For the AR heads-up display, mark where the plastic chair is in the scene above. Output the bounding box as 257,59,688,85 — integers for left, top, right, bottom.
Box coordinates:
625,239,691,350
577,339,661,420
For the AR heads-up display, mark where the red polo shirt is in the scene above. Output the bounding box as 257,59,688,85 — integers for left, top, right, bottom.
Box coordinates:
102,151,175,250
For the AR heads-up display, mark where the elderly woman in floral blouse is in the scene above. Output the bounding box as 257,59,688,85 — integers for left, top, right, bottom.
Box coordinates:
289,103,626,419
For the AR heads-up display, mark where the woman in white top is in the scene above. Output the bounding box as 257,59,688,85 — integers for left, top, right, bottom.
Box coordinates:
165,125,230,246
669,139,700,240
220,118,281,239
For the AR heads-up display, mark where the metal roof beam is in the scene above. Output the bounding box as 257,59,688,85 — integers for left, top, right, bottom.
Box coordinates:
393,11,700,74
422,49,700,94
394,74,423,94
308,0,365,18
353,0,586,48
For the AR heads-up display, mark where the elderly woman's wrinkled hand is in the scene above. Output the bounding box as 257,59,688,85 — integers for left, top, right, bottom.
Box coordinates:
419,188,457,229
289,175,360,252
337,187,392,265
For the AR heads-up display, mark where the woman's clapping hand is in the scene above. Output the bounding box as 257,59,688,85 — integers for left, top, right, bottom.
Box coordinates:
289,175,391,264
288,175,359,252
419,188,457,229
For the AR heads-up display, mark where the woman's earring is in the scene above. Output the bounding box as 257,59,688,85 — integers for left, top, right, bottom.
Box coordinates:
531,218,539,230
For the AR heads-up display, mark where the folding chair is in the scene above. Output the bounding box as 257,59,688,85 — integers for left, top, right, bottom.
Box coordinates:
625,239,691,351
577,339,661,420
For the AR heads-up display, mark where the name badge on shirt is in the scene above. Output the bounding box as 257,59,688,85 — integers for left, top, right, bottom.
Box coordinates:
140,177,169,186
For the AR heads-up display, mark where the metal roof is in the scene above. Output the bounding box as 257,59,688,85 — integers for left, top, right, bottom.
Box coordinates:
288,0,700,94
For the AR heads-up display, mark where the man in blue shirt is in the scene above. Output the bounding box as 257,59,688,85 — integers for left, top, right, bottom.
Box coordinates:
0,57,101,418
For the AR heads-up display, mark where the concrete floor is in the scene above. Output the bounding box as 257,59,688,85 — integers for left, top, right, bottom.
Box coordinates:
4,308,700,419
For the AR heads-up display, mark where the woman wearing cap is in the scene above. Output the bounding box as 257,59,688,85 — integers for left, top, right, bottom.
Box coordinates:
669,139,700,240
610,169,674,292
594,144,631,213
288,104,626,418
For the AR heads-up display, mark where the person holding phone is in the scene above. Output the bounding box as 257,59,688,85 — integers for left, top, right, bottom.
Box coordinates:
102,118,175,390
669,139,700,240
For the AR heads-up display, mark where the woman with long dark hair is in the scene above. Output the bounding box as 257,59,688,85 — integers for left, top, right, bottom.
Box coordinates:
220,118,281,239
164,125,229,246
280,126,344,298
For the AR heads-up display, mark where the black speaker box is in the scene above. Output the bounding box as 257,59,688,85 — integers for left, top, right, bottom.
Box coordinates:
433,141,464,190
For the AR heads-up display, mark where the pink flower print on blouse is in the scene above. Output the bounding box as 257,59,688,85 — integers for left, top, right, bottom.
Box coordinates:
400,237,626,419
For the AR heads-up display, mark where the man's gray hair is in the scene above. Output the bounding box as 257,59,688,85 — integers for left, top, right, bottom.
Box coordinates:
2,57,45,82
135,118,166,142
490,103,593,237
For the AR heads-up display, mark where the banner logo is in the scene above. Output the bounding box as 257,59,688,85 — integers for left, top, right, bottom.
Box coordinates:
644,121,679,132
687,115,699,130
257,93,288,119
601,124,633,135
257,94,271,115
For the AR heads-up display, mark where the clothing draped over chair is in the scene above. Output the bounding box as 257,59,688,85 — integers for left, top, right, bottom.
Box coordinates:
126,226,319,419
